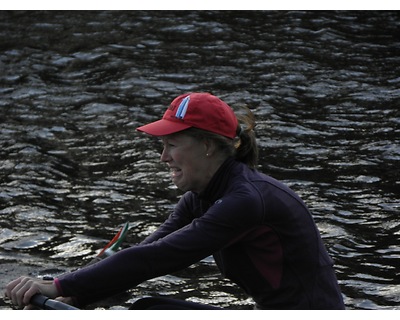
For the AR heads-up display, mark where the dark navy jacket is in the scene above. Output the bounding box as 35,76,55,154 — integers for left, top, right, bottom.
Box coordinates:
58,158,345,309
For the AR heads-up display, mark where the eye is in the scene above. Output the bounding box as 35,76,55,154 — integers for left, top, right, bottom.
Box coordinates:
161,136,180,149
160,141,175,151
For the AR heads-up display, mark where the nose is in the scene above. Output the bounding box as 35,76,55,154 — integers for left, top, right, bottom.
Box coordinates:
160,146,171,163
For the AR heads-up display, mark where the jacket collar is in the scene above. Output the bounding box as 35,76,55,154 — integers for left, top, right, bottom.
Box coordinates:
198,157,237,203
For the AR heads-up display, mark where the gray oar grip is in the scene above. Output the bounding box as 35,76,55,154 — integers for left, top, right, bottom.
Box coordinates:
31,294,79,310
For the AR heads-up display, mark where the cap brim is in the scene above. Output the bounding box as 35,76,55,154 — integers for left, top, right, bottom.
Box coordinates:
136,119,192,137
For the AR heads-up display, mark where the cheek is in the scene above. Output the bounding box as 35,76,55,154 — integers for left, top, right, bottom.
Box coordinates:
184,157,206,179
172,142,205,172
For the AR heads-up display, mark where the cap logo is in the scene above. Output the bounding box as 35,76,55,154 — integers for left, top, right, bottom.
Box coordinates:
175,96,190,119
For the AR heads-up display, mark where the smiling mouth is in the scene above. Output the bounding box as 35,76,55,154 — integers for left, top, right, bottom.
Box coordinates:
170,167,182,178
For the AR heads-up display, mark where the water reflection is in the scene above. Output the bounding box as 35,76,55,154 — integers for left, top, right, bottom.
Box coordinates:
0,11,399,309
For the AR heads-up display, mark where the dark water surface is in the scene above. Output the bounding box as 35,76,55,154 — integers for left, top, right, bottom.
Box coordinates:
0,11,399,310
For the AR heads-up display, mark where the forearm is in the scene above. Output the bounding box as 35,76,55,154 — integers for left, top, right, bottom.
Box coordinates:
56,230,214,306
57,244,170,306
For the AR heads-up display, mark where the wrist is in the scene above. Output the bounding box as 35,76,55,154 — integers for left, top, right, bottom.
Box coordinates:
53,278,64,296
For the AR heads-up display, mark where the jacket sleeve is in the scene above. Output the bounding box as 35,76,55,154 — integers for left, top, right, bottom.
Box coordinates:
57,187,262,306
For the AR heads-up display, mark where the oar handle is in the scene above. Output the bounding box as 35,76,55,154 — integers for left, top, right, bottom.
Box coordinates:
30,294,79,310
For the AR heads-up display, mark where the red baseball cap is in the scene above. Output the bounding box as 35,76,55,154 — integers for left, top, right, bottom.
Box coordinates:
136,92,238,139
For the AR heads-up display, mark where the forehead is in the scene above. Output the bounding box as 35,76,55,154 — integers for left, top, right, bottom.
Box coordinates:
161,131,195,143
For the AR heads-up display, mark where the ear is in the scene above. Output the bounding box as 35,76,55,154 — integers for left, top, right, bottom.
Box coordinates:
203,139,217,157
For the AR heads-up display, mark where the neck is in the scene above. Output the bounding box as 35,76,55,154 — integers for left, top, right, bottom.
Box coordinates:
197,155,230,194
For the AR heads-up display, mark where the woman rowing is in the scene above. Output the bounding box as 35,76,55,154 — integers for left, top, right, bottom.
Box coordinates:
4,92,345,309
